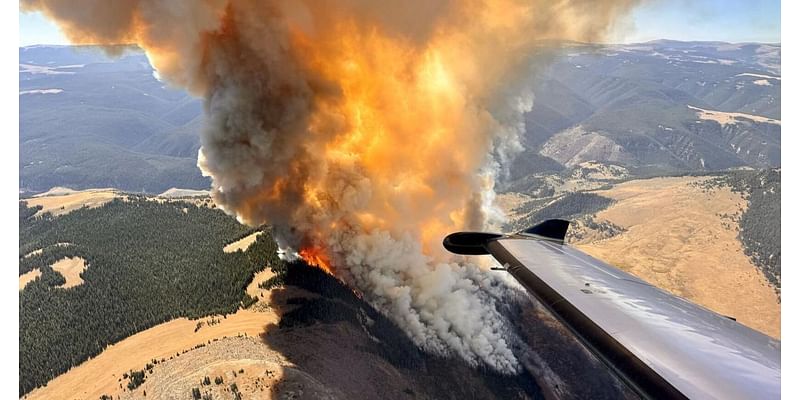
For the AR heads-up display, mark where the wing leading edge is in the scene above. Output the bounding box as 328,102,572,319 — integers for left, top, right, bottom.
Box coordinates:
444,219,780,400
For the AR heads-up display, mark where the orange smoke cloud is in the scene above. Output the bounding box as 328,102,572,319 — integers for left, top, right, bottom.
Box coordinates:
24,0,638,372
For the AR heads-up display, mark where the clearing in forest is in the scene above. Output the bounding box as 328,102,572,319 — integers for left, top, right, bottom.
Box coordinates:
19,268,41,290
224,231,263,253
51,257,87,288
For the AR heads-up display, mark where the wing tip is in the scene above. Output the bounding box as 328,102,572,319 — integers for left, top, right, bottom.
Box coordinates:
442,231,502,255
443,219,570,255
521,219,570,242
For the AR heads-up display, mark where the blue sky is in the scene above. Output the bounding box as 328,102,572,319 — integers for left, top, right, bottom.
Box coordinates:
619,0,780,43
19,1,781,46
19,11,67,46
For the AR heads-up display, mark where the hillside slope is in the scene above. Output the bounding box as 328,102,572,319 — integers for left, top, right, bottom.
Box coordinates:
21,197,636,400
512,41,780,180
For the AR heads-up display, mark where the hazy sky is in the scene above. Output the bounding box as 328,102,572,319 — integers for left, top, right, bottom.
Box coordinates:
19,0,781,46
617,0,780,43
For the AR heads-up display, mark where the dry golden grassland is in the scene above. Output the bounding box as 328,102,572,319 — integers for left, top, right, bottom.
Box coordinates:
51,257,87,288
26,188,122,216
18,268,41,290
574,177,779,338
24,309,281,400
224,231,264,253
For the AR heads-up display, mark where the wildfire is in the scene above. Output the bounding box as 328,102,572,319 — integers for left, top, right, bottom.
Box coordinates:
25,0,639,374
21,0,637,262
299,246,334,275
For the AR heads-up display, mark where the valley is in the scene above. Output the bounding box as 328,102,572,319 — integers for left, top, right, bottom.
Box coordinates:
499,172,781,338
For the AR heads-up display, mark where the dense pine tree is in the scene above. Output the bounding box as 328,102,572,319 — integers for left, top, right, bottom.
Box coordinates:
711,169,781,291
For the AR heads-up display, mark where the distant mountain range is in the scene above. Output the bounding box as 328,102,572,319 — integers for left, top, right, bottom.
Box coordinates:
512,40,780,180
19,45,207,194
19,41,780,193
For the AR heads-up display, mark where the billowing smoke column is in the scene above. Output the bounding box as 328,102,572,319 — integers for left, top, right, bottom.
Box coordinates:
24,0,637,373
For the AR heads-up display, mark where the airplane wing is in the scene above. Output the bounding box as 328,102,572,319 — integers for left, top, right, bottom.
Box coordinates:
443,219,780,400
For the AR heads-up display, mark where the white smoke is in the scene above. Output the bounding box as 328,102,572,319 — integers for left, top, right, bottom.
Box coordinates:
333,229,520,372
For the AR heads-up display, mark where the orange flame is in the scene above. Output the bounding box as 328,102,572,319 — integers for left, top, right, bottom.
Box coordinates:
299,246,334,275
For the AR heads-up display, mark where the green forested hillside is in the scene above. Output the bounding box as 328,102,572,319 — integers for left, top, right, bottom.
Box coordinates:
19,199,281,395
509,192,615,231
710,169,781,292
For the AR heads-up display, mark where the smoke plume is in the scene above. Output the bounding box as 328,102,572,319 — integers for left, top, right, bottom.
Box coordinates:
24,0,637,372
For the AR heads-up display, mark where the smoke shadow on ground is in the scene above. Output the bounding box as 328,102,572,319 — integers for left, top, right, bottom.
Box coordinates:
494,289,641,399
259,261,545,399
259,261,638,399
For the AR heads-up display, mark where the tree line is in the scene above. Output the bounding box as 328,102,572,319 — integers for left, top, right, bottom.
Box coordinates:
708,169,781,293
509,192,615,232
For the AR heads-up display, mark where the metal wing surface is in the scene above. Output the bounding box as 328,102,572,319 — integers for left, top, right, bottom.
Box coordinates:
444,219,780,399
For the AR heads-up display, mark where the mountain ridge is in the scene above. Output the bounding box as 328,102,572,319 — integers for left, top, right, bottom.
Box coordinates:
20,40,780,193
